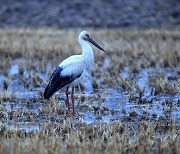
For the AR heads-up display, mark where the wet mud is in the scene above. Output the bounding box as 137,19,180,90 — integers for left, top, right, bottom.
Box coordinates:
0,29,179,153
0,29,179,132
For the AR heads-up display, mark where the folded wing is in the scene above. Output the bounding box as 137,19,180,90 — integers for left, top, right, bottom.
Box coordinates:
43,57,84,99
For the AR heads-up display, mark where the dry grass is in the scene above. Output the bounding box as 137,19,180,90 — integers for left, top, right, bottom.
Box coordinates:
0,28,179,77
0,121,179,154
0,28,179,153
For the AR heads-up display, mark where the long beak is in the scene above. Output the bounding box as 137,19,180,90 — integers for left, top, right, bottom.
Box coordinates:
88,37,105,52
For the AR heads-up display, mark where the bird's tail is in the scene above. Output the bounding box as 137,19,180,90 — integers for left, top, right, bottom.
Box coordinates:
43,80,65,100
43,83,57,100
43,84,51,100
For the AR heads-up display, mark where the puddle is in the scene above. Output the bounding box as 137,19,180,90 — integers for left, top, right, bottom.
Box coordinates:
2,123,40,133
83,70,93,93
0,75,5,91
2,101,41,113
81,92,180,124
0,58,179,132
137,68,152,94
9,64,19,75
12,91,41,99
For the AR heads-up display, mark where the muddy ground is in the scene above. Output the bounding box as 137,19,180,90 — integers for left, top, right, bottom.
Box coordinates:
0,0,180,28
0,28,179,125
0,1,180,153
0,29,179,153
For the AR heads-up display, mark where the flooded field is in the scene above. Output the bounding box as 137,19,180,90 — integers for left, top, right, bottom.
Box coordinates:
0,28,179,153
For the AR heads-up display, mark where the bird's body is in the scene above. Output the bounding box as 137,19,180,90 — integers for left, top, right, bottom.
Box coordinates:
44,31,104,116
59,55,85,87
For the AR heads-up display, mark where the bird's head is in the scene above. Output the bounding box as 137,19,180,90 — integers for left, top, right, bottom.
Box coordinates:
79,31,105,52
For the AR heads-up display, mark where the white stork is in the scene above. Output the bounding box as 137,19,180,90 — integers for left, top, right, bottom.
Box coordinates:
43,31,105,116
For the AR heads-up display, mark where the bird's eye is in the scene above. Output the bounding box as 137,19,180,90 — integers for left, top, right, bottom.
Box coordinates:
84,34,89,40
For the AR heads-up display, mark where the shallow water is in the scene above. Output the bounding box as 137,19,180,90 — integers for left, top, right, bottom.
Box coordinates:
9,65,19,76
0,59,180,132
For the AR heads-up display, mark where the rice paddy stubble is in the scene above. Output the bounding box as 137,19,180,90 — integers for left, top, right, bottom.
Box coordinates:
0,28,179,153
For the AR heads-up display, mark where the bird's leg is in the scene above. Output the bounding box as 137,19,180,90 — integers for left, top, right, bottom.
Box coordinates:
65,86,71,114
71,87,75,116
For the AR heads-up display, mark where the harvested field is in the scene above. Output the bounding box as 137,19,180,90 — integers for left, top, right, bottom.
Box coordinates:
0,28,179,153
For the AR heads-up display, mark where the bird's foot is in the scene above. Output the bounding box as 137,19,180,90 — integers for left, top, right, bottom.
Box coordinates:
65,110,72,117
72,111,75,117
65,110,75,117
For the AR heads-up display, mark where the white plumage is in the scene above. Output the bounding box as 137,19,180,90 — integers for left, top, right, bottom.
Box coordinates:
44,31,105,116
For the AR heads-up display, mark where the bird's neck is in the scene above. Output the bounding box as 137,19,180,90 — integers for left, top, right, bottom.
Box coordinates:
79,40,93,57
80,40,94,68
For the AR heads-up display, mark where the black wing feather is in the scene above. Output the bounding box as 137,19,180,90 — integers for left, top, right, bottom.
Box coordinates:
43,66,82,99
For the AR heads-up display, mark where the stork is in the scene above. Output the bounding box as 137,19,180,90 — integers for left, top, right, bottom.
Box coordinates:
43,31,105,116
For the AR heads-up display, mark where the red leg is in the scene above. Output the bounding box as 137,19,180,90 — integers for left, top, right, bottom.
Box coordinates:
71,87,75,116
65,86,70,114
